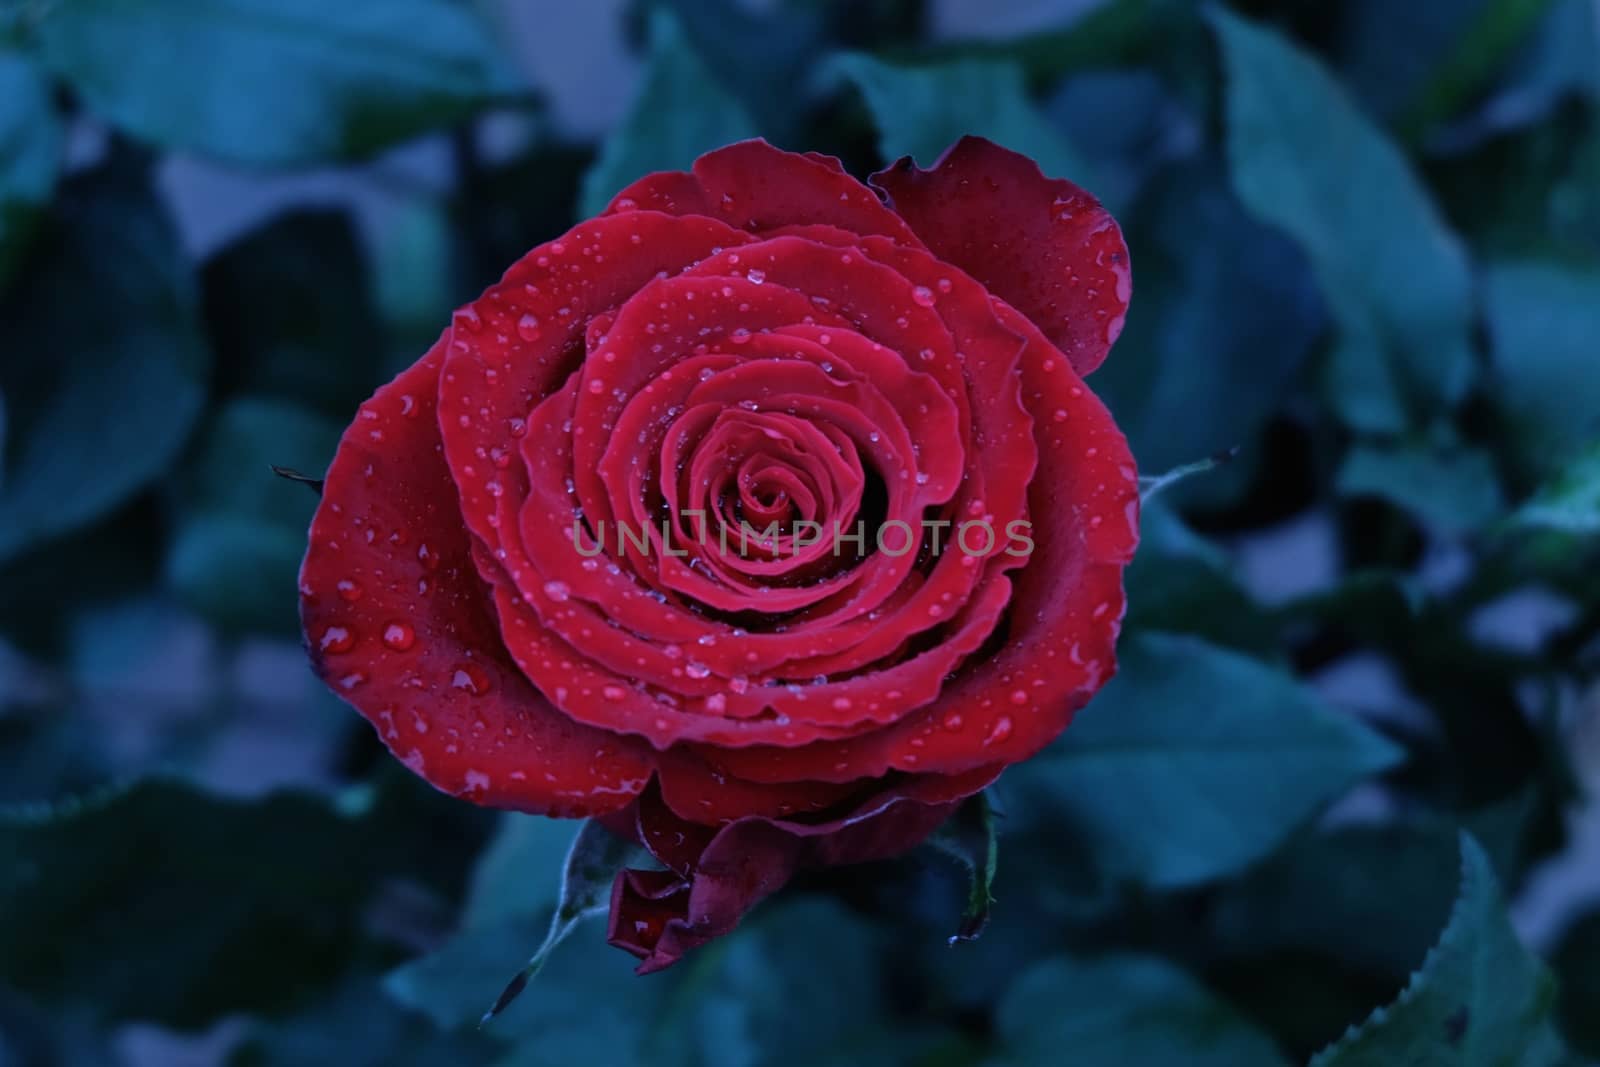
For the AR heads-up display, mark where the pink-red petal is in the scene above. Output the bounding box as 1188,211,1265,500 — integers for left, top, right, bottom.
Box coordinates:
871,136,1130,377
299,341,653,817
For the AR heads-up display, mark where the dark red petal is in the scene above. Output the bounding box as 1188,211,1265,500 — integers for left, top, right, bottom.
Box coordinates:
299,341,653,817
606,776,987,973
606,869,692,961
871,136,1131,377
606,139,926,248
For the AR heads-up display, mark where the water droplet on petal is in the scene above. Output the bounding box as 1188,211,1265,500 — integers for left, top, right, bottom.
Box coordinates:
335,579,363,602
319,625,355,653
382,622,416,651
452,663,492,696
911,285,936,307
984,716,1014,745
516,314,542,341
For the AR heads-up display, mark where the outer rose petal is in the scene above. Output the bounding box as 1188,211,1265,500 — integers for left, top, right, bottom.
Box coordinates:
871,136,1131,377
299,340,653,817
605,139,926,248
605,770,997,973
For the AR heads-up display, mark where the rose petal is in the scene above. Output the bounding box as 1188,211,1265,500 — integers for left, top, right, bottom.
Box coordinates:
605,773,991,972
606,139,925,248
872,136,1131,377
299,340,652,817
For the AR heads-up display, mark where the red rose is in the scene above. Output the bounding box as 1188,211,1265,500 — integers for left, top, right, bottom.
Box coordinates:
300,137,1137,971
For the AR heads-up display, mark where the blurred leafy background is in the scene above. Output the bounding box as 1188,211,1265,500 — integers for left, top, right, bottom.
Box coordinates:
1,0,1598,1063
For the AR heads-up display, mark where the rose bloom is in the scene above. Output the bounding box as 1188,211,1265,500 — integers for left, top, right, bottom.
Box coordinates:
300,138,1136,971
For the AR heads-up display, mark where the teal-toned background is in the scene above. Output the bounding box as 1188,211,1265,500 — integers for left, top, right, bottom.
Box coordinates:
1,0,1598,1063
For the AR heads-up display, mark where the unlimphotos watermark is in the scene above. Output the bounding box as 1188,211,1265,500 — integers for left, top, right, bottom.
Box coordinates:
572,515,1034,559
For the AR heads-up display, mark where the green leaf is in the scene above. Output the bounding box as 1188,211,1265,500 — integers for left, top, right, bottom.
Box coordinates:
0,777,474,1027
1484,261,1600,473
925,790,998,942
1310,834,1565,1066
202,209,386,416
1123,501,1278,657
33,0,525,167
1211,9,1475,433
650,0,828,141
386,913,664,1065
1552,909,1600,1059
1210,798,1530,980
897,0,1202,90
228,974,502,1067
1337,441,1507,534
461,813,585,932
649,896,892,1067
1096,157,1323,495
0,49,61,290
1401,0,1563,141
1512,441,1600,534
579,8,758,218
831,53,1094,187
1004,632,1402,889
0,495,168,658
0,164,209,562
166,397,344,634
992,953,1290,1066
478,819,649,1025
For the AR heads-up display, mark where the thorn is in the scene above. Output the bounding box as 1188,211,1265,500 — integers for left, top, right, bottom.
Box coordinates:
270,465,324,497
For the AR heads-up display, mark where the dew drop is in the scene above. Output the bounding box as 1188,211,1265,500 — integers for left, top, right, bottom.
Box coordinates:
335,579,363,602
382,622,416,651
543,580,572,602
984,716,1014,745
516,314,542,341
451,663,492,696
685,661,711,680
319,625,355,653
911,285,936,307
